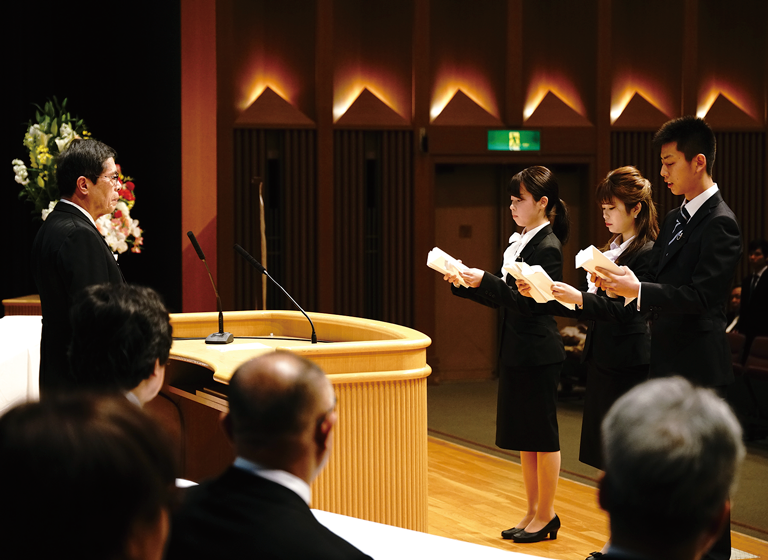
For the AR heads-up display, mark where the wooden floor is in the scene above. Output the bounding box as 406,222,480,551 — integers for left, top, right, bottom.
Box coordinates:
427,437,768,560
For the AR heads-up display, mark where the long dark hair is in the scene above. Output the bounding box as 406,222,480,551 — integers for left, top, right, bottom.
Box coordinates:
594,166,659,265
509,166,570,244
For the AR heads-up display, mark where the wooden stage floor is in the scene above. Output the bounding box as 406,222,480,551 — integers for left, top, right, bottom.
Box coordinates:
426,437,768,560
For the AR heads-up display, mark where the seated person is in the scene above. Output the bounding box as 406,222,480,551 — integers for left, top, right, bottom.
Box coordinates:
165,351,372,560
0,393,177,560
69,283,173,406
597,377,745,560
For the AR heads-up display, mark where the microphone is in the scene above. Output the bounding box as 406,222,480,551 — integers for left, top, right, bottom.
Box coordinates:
187,231,233,344
234,243,317,344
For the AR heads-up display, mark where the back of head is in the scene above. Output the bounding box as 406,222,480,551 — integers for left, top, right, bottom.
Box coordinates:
56,138,117,197
69,283,173,393
509,165,570,244
595,166,659,261
227,351,330,451
0,394,176,560
601,377,744,545
652,116,716,176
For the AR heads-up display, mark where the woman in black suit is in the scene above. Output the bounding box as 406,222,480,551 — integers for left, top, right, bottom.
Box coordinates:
444,166,569,544
519,166,658,558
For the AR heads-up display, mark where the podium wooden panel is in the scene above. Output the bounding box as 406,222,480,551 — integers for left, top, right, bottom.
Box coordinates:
164,310,432,531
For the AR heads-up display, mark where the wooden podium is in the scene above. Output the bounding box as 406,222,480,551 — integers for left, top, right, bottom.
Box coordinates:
161,310,432,531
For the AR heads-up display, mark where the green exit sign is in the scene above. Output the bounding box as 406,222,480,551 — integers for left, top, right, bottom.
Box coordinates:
487,130,541,151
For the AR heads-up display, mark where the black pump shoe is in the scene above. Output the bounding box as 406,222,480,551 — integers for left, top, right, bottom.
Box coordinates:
501,527,524,539
511,514,560,543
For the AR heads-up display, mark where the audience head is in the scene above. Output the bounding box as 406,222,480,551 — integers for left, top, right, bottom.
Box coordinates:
509,165,570,244
653,116,716,176
56,138,117,197
600,377,744,559
747,238,767,273
224,351,337,483
729,286,742,313
594,166,659,261
0,394,176,560
69,283,173,405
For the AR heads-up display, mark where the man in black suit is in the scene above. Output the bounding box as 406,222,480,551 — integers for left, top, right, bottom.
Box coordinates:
31,139,125,395
165,351,372,560
595,116,741,560
738,239,768,353
597,377,744,560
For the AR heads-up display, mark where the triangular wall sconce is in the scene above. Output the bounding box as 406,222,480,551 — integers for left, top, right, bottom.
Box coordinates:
431,90,503,126
236,86,314,126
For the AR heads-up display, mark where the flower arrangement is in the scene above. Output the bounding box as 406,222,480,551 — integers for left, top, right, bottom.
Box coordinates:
11,97,144,254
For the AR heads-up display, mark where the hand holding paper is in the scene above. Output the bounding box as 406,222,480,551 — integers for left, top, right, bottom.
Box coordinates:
595,265,640,301
427,247,471,288
503,261,575,310
575,245,637,306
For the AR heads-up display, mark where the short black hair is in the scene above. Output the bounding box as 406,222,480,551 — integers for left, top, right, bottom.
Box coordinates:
652,116,716,176
0,394,176,560
747,238,768,255
69,284,172,392
56,138,117,197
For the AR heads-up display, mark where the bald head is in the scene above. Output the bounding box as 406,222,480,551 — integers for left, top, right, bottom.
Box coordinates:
227,351,334,448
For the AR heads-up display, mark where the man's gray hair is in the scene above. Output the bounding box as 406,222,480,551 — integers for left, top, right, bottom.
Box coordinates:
601,377,745,539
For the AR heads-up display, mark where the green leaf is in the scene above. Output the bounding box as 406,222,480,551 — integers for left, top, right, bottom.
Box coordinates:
51,118,58,136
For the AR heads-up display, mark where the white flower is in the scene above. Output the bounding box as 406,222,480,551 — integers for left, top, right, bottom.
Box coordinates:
131,219,142,238
115,201,129,214
12,159,30,185
54,122,76,152
41,200,57,221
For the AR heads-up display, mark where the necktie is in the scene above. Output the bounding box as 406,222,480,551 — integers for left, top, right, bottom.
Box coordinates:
668,206,690,245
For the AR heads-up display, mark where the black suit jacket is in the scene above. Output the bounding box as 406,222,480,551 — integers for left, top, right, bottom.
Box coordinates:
578,241,654,369
31,202,124,393
639,190,741,386
452,224,565,367
739,269,768,348
165,466,372,560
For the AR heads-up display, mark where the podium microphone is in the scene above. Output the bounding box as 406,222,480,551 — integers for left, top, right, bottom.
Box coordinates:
234,243,317,344
187,231,233,344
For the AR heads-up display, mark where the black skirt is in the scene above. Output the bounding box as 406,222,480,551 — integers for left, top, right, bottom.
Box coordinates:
579,361,650,469
495,362,562,452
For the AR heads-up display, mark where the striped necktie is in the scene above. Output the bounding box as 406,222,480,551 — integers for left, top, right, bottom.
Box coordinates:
668,205,690,245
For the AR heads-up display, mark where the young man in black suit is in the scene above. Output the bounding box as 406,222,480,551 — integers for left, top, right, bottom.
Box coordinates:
594,116,742,560
738,239,768,354
31,139,125,395
597,377,744,560
165,351,372,560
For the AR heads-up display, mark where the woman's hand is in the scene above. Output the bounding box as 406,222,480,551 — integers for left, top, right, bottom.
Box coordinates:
550,282,583,306
443,261,484,288
516,279,533,298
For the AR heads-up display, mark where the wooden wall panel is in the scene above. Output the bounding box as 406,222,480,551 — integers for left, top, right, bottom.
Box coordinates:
231,0,317,120
697,0,766,128
233,130,318,312
522,0,597,124
610,0,683,125
429,0,507,123
333,0,413,123
333,131,414,325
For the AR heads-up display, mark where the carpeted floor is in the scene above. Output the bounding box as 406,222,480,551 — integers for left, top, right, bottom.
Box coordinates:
427,379,768,541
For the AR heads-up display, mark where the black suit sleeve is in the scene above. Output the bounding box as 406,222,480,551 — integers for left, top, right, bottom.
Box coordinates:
640,212,741,315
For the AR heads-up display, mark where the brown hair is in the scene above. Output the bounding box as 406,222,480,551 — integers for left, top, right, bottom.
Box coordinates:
595,166,659,265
